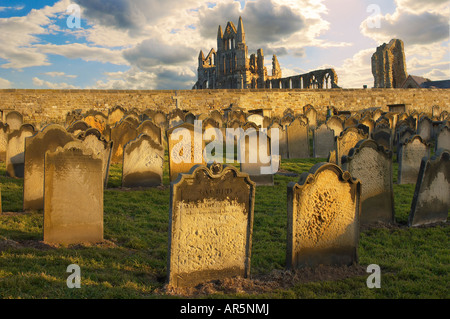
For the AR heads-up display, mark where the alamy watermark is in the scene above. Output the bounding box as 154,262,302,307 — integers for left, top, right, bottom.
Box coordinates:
66,264,81,288
66,4,81,29
366,4,381,29
366,264,381,288
170,120,280,174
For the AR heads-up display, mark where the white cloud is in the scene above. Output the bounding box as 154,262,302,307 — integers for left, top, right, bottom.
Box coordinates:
0,77,12,88
33,77,78,89
44,71,77,78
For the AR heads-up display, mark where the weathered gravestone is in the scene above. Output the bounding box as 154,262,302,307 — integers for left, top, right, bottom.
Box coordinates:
110,119,138,164
5,111,23,131
23,124,77,210
43,141,103,245
0,122,9,161
303,105,318,129
167,163,255,288
287,117,310,159
313,123,335,158
167,123,206,182
122,134,164,188
408,150,450,227
335,127,368,166
342,139,395,225
83,111,108,136
6,124,36,178
67,120,91,136
168,109,185,129
436,125,450,152
108,105,127,126
372,125,392,150
76,128,113,187
398,135,430,184
137,120,162,145
326,116,344,138
287,163,361,268
417,117,433,142
239,127,277,186
247,114,264,128
268,122,288,159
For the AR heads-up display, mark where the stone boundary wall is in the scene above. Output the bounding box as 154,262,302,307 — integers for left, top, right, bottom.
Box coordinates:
0,88,448,125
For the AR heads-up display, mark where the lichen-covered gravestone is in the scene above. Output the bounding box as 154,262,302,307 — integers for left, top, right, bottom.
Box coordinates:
287,117,310,159
335,127,368,166
287,163,361,268
43,141,103,244
137,120,162,145
326,116,344,138
398,135,430,184
23,124,77,210
167,123,206,182
0,122,10,162
122,134,164,188
110,119,138,164
313,123,335,158
342,139,395,225
436,125,450,152
5,111,23,131
408,150,449,227
167,163,255,288
76,128,113,187
6,124,36,178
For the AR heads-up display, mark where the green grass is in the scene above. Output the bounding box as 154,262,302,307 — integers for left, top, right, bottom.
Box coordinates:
0,154,448,299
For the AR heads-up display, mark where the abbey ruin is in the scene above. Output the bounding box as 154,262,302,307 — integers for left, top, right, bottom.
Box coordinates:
194,17,339,90
371,39,408,88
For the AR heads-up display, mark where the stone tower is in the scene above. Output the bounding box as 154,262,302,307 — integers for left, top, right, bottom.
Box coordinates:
371,39,408,88
194,17,282,89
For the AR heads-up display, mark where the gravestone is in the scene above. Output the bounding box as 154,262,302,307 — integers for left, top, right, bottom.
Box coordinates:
281,113,294,128
417,117,432,142
167,163,255,288
303,105,318,129
110,119,139,164
167,123,206,182
108,105,127,126
436,125,450,152
239,128,276,186
268,122,288,159
313,123,335,158
398,135,430,184
5,111,23,131
168,109,185,129
209,110,223,127
342,139,395,225
335,127,368,166
76,128,113,187
372,126,392,150
153,111,167,129
326,116,344,137
137,120,162,145
359,118,375,135
67,120,91,136
184,112,196,125
122,134,164,188
122,114,140,128
6,124,36,178
247,114,264,128
23,124,77,210
408,150,449,227
84,111,108,136
287,117,310,159
287,163,361,268
43,141,103,245
0,122,9,162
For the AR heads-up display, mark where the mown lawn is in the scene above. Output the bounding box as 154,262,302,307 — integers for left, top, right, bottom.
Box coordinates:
0,154,448,299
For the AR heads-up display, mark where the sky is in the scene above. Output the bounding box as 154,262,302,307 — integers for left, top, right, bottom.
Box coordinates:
0,0,448,90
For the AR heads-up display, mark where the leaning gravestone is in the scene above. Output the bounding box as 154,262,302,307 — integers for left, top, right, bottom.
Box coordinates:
313,123,335,158
6,124,36,178
76,128,113,187
0,122,9,162
436,125,450,152
342,139,395,225
23,124,77,210
43,141,103,245
5,111,23,131
287,162,361,268
167,123,206,182
110,119,139,164
408,150,449,227
335,127,368,166
239,128,277,186
122,134,164,188
287,117,310,159
398,135,430,184
167,163,255,288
